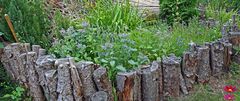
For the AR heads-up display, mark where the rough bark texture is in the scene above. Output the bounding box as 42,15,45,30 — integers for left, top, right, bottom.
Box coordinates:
162,54,181,99
139,61,161,101
69,58,84,101
32,45,41,57
1,45,18,80
182,51,198,91
0,38,235,101
76,61,97,101
116,71,141,101
93,67,113,101
222,41,232,72
19,52,45,101
210,41,225,77
36,55,57,101
90,91,108,101
55,58,74,101
196,45,211,84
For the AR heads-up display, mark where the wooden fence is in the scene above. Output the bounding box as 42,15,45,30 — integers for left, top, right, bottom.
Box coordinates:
1,17,240,101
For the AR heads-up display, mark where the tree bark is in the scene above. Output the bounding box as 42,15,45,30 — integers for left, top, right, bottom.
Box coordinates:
182,52,198,92
69,58,84,101
210,41,224,77
19,52,45,101
36,55,57,101
76,61,97,101
55,58,74,101
196,45,211,84
139,61,161,101
116,71,141,101
93,67,113,101
162,54,181,99
90,91,108,101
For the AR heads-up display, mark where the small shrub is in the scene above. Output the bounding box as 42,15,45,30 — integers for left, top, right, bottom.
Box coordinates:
159,0,199,25
0,0,51,48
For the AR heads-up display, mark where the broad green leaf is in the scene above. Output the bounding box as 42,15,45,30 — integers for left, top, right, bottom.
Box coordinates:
110,61,115,67
116,65,126,72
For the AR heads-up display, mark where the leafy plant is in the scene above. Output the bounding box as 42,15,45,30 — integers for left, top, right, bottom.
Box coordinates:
159,0,199,25
0,0,51,48
204,0,239,26
87,0,143,33
0,84,25,101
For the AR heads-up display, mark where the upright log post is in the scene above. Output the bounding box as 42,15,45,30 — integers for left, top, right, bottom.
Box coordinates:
116,71,141,101
76,61,97,101
139,61,161,101
19,52,45,101
196,45,211,83
210,41,225,77
36,55,57,101
162,54,181,99
93,67,113,101
55,58,74,101
182,51,198,92
69,58,84,101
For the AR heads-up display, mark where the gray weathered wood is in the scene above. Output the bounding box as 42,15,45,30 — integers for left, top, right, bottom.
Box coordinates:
139,61,161,101
1,45,17,80
162,54,181,99
222,41,232,72
76,61,97,101
90,91,108,101
36,55,57,101
55,58,74,101
69,58,84,101
32,45,41,57
93,67,113,101
19,52,45,101
39,49,47,57
196,45,211,83
116,71,141,101
182,51,197,92
210,41,225,77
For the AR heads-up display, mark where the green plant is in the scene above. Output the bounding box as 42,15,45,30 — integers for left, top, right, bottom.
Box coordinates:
87,0,143,33
0,83,25,101
0,0,50,48
159,0,199,25
163,18,221,56
204,0,239,26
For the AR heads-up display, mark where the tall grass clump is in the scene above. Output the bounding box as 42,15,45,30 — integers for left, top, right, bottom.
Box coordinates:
87,0,143,33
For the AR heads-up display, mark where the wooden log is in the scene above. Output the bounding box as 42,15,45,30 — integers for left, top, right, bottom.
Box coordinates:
116,71,141,101
182,51,198,92
36,55,57,101
1,45,17,80
32,45,41,58
20,43,31,53
69,58,84,101
55,58,74,101
210,41,225,77
162,54,181,99
90,91,108,101
139,61,161,101
19,52,45,101
222,41,232,72
196,45,211,84
93,67,113,101
76,61,97,101
9,43,23,81
39,49,47,57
